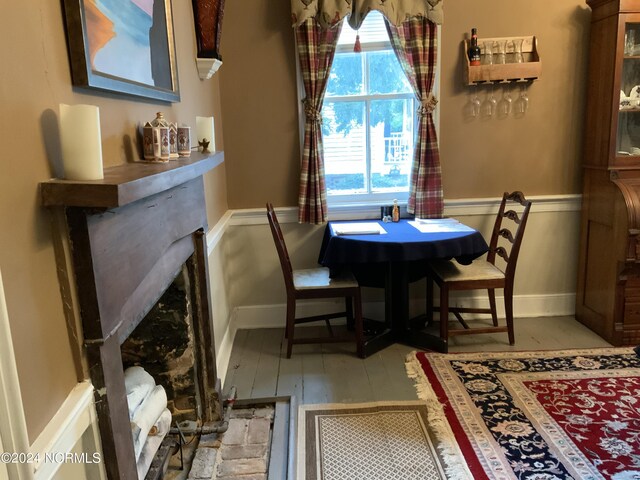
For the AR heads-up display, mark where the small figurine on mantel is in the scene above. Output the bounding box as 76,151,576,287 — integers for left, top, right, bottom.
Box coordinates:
199,139,211,153
196,116,215,154
141,112,173,162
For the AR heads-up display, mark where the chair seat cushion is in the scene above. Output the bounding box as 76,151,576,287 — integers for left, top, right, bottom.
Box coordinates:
293,267,358,290
430,259,505,283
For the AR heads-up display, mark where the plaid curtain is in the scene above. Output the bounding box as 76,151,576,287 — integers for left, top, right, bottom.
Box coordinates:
385,18,444,219
295,18,341,224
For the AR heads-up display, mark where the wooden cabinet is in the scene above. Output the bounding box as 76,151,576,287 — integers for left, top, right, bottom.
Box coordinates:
576,0,640,345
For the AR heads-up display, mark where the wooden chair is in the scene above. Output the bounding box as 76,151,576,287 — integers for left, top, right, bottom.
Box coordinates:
266,203,365,358
426,192,532,347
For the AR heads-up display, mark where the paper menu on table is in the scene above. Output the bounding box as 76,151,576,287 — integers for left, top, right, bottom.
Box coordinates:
414,217,460,224
332,222,387,235
409,219,475,233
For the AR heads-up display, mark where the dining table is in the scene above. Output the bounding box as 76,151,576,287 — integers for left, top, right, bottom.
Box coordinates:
318,218,489,355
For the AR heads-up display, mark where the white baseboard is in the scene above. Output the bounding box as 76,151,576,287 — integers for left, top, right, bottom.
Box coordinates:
231,293,576,330
210,292,575,381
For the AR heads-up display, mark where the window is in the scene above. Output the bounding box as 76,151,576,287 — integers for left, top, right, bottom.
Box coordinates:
322,12,415,203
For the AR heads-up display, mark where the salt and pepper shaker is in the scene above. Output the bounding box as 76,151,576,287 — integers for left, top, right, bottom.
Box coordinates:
392,199,400,222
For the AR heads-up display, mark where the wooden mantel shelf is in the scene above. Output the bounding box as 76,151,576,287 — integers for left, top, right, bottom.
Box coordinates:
40,151,224,208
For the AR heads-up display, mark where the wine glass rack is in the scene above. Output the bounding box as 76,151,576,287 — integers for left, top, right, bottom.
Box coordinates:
463,35,541,85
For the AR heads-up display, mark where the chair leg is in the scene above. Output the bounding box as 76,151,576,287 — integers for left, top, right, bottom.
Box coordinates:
439,284,449,345
426,276,434,327
353,291,365,358
488,288,498,326
345,296,354,331
325,319,334,337
504,286,515,345
286,296,296,358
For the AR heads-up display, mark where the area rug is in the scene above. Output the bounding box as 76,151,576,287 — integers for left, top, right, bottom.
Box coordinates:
297,400,474,479
406,348,640,480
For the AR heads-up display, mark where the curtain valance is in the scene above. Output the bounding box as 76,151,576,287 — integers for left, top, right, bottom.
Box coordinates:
291,0,443,30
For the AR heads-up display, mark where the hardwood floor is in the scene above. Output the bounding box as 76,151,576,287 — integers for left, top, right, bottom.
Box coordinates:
222,316,612,403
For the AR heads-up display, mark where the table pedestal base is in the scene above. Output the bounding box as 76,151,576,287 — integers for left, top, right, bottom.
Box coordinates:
360,317,448,356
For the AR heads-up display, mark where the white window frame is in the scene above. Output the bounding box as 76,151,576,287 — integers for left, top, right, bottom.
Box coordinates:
295,17,441,211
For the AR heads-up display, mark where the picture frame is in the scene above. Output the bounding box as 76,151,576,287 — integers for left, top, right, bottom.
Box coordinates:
61,0,180,103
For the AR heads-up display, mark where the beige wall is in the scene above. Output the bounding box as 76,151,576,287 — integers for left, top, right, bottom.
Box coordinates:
220,0,590,207
0,0,226,440
440,1,590,198
220,0,301,209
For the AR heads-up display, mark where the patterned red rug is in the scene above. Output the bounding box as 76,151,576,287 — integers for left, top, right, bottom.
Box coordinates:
406,348,640,480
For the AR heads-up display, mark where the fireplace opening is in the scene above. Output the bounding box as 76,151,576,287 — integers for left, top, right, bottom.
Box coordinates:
118,267,203,479
121,268,202,426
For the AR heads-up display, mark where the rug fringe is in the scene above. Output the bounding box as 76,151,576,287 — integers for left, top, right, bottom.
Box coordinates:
405,351,474,480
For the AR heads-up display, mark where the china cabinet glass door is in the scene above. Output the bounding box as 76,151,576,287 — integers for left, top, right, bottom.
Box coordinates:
617,22,640,156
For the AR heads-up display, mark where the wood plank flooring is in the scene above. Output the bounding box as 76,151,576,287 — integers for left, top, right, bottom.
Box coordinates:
222,316,613,403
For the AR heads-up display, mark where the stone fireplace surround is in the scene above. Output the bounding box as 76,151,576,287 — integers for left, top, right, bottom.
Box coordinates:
41,153,224,479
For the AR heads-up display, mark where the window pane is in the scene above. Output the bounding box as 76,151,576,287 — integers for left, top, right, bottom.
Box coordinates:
368,51,412,94
322,101,367,194
326,53,363,97
369,99,414,192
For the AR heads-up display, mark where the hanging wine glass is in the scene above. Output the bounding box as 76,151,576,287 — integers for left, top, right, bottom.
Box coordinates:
516,84,529,114
472,86,481,116
482,85,497,117
465,85,481,118
499,86,513,116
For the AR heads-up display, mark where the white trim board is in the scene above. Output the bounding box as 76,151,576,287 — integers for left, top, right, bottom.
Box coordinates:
206,210,233,256
0,270,33,480
30,381,104,480
215,310,238,388
227,194,582,226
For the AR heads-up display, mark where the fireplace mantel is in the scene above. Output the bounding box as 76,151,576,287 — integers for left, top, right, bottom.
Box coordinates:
41,151,224,208
41,153,223,479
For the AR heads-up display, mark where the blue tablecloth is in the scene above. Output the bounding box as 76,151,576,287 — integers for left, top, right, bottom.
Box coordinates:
319,219,488,265
318,219,489,287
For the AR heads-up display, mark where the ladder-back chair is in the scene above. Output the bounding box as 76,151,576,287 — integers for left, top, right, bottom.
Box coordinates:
426,192,532,348
266,203,364,358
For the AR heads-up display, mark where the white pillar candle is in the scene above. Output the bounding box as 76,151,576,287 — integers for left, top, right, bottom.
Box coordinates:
195,116,215,151
59,104,104,180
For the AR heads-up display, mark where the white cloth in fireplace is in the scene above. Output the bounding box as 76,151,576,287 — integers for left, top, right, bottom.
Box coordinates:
124,366,156,419
136,408,172,480
132,384,168,460
124,366,170,461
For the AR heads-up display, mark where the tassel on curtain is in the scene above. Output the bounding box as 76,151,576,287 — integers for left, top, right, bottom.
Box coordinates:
354,31,362,52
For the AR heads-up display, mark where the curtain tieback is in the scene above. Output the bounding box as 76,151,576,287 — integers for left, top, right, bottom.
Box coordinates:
417,94,438,117
303,98,322,123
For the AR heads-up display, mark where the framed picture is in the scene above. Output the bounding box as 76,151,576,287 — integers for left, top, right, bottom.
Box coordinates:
62,0,180,103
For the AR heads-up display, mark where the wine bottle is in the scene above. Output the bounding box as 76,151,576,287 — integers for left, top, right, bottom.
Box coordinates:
468,28,481,66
